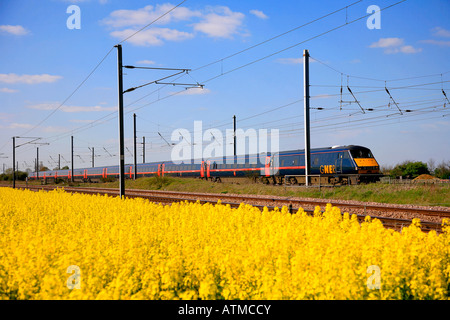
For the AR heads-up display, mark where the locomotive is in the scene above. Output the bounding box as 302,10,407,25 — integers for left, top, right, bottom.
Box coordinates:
29,145,382,185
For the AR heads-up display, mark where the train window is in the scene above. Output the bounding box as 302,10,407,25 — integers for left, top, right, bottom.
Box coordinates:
351,149,373,158
313,157,319,165
281,160,285,167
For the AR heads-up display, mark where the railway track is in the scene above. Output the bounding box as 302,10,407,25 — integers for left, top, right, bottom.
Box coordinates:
10,185,448,233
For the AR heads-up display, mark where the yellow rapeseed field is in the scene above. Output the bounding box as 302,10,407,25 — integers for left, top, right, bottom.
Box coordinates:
0,187,449,300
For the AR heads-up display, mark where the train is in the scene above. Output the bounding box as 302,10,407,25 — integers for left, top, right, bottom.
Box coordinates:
28,145,382,185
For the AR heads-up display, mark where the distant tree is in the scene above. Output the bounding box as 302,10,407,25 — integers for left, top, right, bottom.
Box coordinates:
434,160,450,180
389,160,410,178
61,165,69,170
389,161,429,179
403,162,429,178
380,164,393,175
0,170,28,181
16,171,28,180
427,158,436,175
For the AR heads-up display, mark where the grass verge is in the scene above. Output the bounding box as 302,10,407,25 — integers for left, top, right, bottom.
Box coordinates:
76,177,450,207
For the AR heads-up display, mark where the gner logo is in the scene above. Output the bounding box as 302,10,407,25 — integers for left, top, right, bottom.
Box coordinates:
320,165,336,174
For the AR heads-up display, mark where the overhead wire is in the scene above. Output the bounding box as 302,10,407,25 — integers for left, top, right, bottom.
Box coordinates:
13,0,445,165
192,0,363,73
18,46,115,137
201,0,408,85
17,0,377,147
8,1,192,156
117,0,189,45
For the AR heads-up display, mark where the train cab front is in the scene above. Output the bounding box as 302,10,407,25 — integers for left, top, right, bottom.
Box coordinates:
349,146,382,182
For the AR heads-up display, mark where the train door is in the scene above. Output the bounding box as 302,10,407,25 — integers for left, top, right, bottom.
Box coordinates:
264,156,271,176
335,153,343,174
158,163,165,177
200,161,205,178
206,161,211,179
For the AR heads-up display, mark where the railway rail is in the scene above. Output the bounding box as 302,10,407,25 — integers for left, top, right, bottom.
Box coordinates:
7,184,447,233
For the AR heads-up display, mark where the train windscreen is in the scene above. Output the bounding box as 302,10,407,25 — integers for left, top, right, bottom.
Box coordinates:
350,149,374,158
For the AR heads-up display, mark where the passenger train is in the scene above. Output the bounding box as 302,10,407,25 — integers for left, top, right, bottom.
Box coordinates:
29,145,382,185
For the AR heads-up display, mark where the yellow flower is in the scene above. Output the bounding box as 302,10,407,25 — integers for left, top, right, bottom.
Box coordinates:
0,188,448,300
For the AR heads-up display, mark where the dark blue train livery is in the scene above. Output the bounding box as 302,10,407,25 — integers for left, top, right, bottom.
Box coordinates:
29,145,382,185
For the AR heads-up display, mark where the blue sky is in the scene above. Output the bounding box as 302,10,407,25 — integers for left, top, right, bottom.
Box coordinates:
0,0,449,171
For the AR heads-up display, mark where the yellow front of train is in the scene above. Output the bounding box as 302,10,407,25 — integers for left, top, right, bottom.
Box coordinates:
354,158,380,174
350,147,380,174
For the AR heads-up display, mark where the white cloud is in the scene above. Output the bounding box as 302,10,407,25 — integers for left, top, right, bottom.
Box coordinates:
250,9,268,20
419,121,450,132
136,60,156,65
312,94,332,100
41,126,68,133
102,4,201,28
432,26,450,38
104,4,246,45
8,123,34,129
0,73,62,84
62,0,108,4
420,39,450,47
0,112,13,121
0,25,29,36
419,27,450,47
398,45,422,54
69,119,96,123
2,122,66,133
0,88,18,93
62,105,117,113
369,37,405,48
276,57,317,64
276,58,303,64
192,6,245,39
175,87,211,96
110,27,194,46
369,37,422,54
27,103,117,113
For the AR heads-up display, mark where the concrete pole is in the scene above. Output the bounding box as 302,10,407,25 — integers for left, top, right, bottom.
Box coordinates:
115,44,125,198
133,113,137,180
303,49,311,187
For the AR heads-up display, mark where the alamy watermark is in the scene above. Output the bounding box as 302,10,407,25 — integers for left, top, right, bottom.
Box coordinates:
170,121,279,165
66,265,81,289
367,5,381,30
366,265,381,290
67,5,81,30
